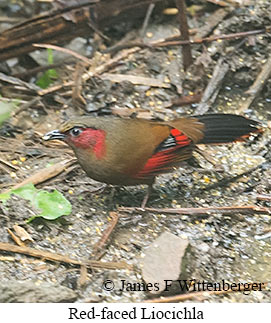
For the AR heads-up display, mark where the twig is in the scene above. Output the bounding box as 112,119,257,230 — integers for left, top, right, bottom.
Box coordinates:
13,58,74,79
194,57,229,114
239,54,271,113
12,97,42,116
255,194,271,201
72,62,87,106
0,157,19,170
206,0,230,6
103,25,268,54
175,0,193,70
7,228,25,247
144,282,269,303
104,7,228,55
140,2,155,38
0,136,70,159
193,8,230,40
154,27,271,47
100,73,170,88
0,17,22,23
93,212,119,254
33,43,92,65
195,37,247,115
37,47,141,96
119,205,271,215
0,242,132,270
1,159,76,194
0,72,40,92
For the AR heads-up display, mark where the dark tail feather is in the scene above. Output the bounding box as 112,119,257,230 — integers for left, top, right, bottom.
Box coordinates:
196,114,262,144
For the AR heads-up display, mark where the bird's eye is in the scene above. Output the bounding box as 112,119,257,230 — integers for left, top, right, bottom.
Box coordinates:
70,127,83,137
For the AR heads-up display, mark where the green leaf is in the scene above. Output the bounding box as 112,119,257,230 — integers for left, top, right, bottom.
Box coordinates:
36,69,57,89
47,48,53,64
0,183,36,204
36,49,58,89
34,189,72,220
0,100,16,126
0,183,72,221
0,192,11,203
12,183,37,203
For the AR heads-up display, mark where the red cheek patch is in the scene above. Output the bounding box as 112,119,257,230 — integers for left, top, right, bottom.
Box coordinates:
69,128,106,159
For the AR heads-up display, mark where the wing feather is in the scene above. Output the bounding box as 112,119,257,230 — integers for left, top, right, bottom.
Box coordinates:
134,128,193,179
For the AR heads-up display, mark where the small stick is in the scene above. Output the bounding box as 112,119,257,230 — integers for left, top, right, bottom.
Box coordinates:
154,27,271,47
93,212,119,254
140,2,155,38
12,97,42,117
72,62,87,106
255,194,271,201
103,26,267,53
193,8,230,40
33,43,92,65
0,157,19,170
206,0,229,6
100,73,170,88
13,58,74,79
119,205,271,215
7,228,25,247
37,47,141,96
0,242,132,270
194,57,229,115
175,0,193,70
239,54,271,113
195,37,247,115
1,159,76,194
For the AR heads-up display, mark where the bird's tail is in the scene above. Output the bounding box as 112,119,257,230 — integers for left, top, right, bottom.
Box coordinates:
196,114,262,144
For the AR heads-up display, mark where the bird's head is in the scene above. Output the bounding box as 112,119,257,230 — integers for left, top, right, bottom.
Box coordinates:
43,117,107,159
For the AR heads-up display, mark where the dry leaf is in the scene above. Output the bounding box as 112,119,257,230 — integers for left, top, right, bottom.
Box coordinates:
13,225,34,242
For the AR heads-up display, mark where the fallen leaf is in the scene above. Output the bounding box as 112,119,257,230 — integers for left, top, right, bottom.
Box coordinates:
13,225,34,243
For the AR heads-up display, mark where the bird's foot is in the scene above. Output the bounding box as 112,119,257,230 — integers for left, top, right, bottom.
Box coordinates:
78,184,108,196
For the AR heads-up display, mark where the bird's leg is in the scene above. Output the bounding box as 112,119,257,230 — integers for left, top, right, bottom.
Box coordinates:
141,180,154,208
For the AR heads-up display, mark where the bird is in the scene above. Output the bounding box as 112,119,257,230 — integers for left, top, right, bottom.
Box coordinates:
43,114,262,207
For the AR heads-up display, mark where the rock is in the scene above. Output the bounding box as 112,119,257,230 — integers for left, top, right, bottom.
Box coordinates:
0,280,77,303
141,231,189,294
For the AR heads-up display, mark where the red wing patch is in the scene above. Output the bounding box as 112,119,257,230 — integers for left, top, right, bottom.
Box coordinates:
134,128,192,179
170,129,191,146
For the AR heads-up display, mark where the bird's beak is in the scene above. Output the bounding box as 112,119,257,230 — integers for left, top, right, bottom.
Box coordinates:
42,129,65,141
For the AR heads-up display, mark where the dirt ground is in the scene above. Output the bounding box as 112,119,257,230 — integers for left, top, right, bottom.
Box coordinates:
0,0,271,302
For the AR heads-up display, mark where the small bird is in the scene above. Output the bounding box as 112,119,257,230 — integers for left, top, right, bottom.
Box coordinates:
43,114,262,207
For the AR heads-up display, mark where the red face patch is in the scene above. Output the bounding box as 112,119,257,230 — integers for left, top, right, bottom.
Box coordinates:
67,128,106,159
